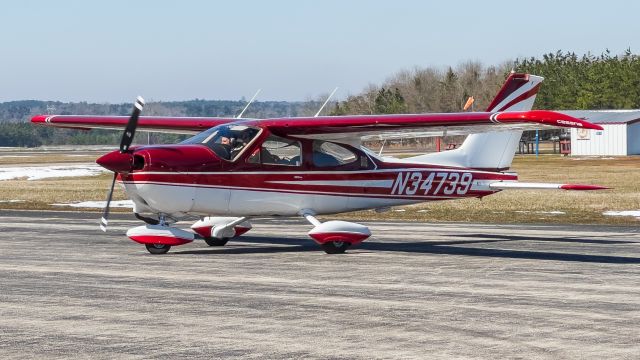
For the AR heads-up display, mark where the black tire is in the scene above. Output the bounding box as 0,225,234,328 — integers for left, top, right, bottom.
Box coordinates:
320,241,350,254
145,243,171,254
204,237,229,246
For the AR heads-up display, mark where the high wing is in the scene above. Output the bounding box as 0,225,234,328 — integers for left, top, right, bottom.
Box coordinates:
32,111,602,139
31,115,239,134
259,110,602,141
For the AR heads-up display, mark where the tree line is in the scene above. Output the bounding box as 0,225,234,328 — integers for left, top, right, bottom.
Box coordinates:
2,50,639,147
331,50,640,146
332,49,640,116
0,100,313,147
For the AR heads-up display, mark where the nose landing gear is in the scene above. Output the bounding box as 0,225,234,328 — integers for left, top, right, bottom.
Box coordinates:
145,243,171,254
127,215,195,255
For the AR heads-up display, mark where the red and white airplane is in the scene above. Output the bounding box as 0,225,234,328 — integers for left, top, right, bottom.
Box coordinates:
32,73,606,254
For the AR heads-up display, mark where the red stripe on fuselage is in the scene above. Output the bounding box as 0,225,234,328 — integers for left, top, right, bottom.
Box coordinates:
121,170,516,201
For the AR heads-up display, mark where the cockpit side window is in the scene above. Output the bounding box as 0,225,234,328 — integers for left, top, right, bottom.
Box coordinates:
181,124,260,161
312,141,358,167
247,135,301,166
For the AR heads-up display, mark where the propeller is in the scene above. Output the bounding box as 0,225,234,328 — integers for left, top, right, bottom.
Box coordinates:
100,172,118,232
120,96,145,153
100,96,145,232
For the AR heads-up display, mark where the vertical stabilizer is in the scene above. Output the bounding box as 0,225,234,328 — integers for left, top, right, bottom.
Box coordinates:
407,73,543,170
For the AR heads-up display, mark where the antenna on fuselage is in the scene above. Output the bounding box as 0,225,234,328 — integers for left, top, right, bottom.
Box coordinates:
314,87,339,117
236,89,262,118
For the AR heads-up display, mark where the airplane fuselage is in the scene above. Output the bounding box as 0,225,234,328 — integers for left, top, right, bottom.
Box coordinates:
120,165,516,217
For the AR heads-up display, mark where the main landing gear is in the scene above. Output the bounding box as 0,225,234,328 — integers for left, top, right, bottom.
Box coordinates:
302,212,371,254
126,213,369,255
203,237,229,247
320,241,350,254
191,217,252,247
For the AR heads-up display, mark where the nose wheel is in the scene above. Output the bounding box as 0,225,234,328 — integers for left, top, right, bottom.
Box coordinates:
145,243,171,255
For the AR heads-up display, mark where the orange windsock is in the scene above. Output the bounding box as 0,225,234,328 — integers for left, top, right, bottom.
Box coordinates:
463,96,475,111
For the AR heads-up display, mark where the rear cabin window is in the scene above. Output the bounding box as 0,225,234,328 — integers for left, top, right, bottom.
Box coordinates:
247,135,301,166
312,141,358,167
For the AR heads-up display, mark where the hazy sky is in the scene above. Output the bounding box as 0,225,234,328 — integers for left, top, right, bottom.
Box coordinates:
2,0,639,103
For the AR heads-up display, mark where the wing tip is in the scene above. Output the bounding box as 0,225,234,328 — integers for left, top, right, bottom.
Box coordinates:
31,115,49,124
560,184,610,191
495,110,603,130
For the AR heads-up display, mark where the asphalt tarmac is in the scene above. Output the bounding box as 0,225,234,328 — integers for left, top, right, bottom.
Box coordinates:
0,210,638,359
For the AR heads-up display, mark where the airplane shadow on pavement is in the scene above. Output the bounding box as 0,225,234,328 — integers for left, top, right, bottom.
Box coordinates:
173,234,640,264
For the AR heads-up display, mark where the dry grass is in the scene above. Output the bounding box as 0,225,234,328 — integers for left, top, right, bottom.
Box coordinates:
0,173,127,212
339,155,640,225
0,154,639,224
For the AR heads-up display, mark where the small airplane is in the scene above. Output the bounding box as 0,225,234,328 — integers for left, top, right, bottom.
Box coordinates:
32,73,606,254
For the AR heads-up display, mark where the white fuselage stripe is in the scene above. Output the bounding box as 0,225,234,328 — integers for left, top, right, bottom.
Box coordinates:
265,180,394,188
121,180,462,199
132,167,505,176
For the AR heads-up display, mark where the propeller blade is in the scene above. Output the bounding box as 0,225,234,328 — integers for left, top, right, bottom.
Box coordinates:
100,172,118,232
120,96,145,153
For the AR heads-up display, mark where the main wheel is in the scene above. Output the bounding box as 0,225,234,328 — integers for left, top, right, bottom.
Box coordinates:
204,237,229,246
320,241,350,254
145,243,171,254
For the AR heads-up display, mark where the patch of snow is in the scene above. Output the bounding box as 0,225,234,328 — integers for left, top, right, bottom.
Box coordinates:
603,210,640,218
0,200,25,203
0,165,106,181
570,156,617,161
588,109,637,113
52,200,134,209
417,209,429,213
515,210,566,215
393,209,406,212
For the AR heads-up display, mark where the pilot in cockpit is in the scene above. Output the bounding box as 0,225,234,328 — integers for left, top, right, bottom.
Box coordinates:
215,132,235,160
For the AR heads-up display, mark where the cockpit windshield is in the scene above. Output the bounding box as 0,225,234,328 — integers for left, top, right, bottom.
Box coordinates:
181,124,260,161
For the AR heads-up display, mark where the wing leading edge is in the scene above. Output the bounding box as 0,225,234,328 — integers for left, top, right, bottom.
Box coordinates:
31,115,239,134
32,109,601,140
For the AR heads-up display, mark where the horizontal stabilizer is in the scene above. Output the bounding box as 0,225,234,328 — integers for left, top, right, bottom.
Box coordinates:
488,182,608,191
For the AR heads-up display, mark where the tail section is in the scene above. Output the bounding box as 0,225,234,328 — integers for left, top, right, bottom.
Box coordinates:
485,72,543,112
407,73,543,171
